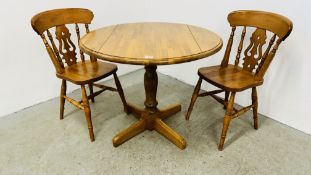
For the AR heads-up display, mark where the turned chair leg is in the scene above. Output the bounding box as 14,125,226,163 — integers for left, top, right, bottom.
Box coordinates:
113,72,129,114
60,80,66,120
88,83,95,103
81,85,95,142
218,92,236,151
224,91,230,109
186,77,202,120
252,87,258,130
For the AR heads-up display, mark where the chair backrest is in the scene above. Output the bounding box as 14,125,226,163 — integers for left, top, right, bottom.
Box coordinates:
31,8,94,73
220,10,293,80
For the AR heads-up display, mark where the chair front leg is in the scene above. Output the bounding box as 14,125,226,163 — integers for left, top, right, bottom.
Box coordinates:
185,77,202,120
88,83,95,103
218,92,236,151
113,72,129,114
60,80,66,120
81,85,95,142
252,87,258,130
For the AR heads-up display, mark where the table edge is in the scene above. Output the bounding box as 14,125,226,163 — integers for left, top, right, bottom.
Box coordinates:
79,40,223,65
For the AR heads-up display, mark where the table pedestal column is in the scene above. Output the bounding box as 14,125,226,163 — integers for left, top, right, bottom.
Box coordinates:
112,65,186,149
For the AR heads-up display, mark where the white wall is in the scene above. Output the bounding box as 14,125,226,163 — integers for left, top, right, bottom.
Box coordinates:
0,1,147,117
1,1,310,135
156,1,311,135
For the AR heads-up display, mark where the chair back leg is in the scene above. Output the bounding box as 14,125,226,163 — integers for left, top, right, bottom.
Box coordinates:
185,77,202,120
113,72,129,114
81,85,95,142
88,83,95,103
252,87,258,129
224,91,230,109
60,80,67,120
218,92,236,151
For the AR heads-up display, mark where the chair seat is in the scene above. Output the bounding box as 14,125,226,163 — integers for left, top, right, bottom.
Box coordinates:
56,60,117,84
198,64,263,91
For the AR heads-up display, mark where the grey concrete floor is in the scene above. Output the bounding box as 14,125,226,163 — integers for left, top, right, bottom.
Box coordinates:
1,69,311,175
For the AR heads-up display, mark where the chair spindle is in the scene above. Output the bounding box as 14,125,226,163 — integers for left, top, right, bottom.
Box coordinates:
221,27,236,67
85,24,97,62
75,24,85,62
256,38,281,79
186,10,293,151
46,30,64,68
40,34,64,73
234,26,246,66
256,34,276,74
85,24,90,33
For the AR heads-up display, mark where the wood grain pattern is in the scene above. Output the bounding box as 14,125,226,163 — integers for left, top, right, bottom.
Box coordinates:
256,34,276,74
112,66,185,149
47,30,64,67
187,25,223,54
40,34,64,73
31,8,128,142
76,24,86,62
81,85,95,142
56,61,117,85
80,22,222,149
242,28,267,72
252,87,258,129
185,78,202,120
186,10,293,151
81,25,118,53
218,92,235,151
198,65,263,91
80,22,223,65
220,27,236,67
56,25,78,66
234,26,246,66
60,80,66,119
228,10,293,40
31,8,94,35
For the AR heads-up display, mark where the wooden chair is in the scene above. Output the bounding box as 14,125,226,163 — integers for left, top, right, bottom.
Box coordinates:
31,8,128,142
185,10,293,150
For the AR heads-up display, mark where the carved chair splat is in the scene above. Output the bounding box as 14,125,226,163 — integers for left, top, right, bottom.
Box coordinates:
186,10,293,150
31,8,129,142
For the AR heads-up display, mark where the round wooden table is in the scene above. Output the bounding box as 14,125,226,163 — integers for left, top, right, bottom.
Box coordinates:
80,22,222,149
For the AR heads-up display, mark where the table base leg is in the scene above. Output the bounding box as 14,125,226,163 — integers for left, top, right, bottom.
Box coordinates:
112,103,186,149
112,118,146,147
159,104,181,120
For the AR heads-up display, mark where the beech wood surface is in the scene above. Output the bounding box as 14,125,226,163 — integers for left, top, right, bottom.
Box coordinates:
80,22,222,149
31,8,128,142
56,61,117,85
198,65,263,92
186,10,293,151
80,22,223,65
